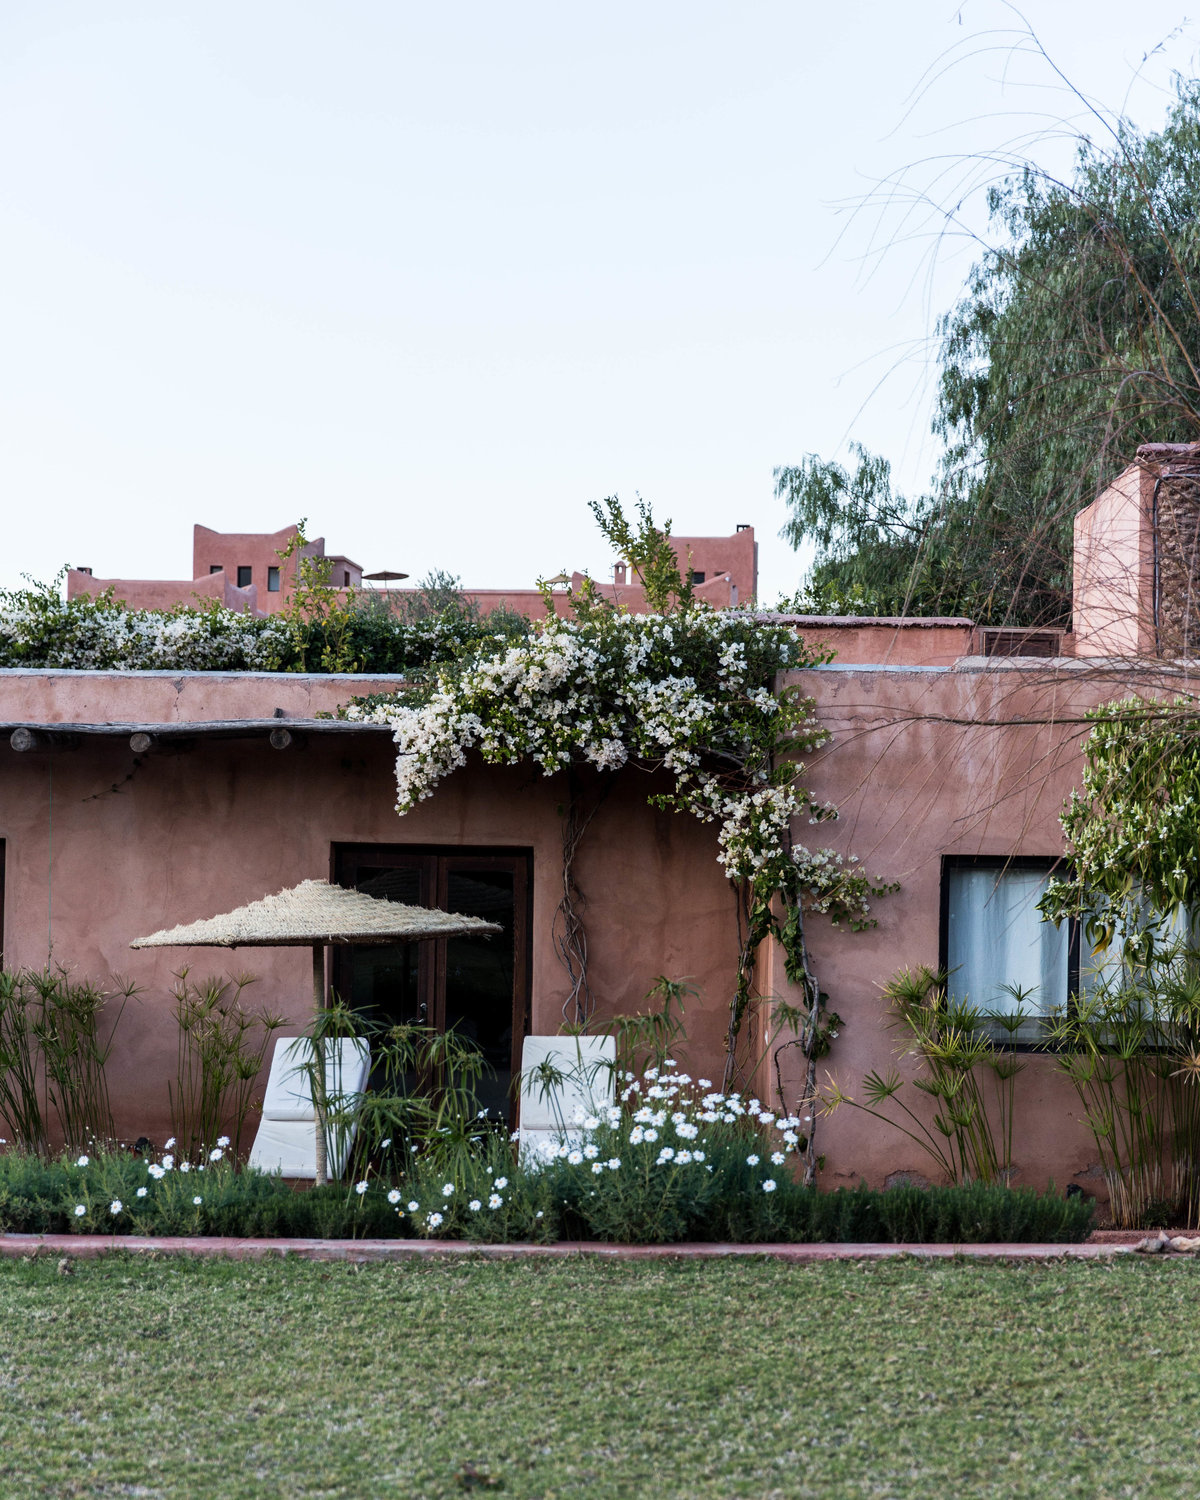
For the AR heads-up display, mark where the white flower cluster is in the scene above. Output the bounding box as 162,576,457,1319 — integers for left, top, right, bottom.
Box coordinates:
68,1135,232,1224
354,610,877,922
525,1066,806,1175
0,592,293,671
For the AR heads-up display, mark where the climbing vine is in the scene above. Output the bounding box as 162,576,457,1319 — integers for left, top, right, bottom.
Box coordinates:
346,501,894,1181
1040,694,1200,956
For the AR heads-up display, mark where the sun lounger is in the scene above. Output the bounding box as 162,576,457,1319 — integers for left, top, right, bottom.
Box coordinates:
248,1034,370,1180
517,1034,616,1166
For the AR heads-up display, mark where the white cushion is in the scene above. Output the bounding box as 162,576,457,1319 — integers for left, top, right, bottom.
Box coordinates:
248,1035,370,1180
518,1034,616,1139
260,1036,370,1121
248,1117,357,1181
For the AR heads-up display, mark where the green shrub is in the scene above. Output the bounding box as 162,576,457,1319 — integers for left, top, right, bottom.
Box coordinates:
0,1112,1094,1245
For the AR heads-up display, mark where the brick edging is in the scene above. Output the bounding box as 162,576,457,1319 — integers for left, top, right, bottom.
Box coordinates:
0,1233,1148,1264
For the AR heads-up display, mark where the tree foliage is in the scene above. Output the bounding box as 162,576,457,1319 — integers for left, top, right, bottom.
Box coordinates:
780,79,1200,625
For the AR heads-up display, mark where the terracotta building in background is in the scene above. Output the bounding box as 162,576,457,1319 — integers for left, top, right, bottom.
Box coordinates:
66,522,758,619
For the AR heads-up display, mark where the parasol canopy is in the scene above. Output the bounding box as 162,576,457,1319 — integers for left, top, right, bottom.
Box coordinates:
130,878,501,949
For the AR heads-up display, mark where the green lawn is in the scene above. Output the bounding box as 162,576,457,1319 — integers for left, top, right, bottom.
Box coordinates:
1,1254,1198,1499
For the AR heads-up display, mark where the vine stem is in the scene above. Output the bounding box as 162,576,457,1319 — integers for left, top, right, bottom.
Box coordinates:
553,769,610,1026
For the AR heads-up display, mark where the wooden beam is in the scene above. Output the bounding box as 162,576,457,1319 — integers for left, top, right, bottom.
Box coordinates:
9,728,80,752
129,732,196,756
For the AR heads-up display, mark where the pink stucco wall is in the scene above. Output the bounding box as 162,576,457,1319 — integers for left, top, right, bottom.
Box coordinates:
763,656,1196,1197
765,616,975,667
192,525,338,613
1,650,1189,1200
0,670,738,1146
67,568,260,616
1072,463,1152,657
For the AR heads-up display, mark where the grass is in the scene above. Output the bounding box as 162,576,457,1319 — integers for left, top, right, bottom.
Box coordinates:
1,1254,1198,1498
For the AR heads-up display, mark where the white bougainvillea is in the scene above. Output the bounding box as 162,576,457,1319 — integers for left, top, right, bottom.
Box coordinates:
347,607,887,926
0,584,293,671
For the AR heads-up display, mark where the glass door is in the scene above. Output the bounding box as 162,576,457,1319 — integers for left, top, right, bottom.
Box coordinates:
333,846,531,1122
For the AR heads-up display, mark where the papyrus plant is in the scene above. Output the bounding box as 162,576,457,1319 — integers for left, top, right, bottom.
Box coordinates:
169,971,284,1160
822,967,1027,1186
0,965,135,1155
1042,943,1200,1228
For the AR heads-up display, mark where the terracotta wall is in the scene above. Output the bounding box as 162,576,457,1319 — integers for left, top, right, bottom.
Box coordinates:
1073,463,1152,657
1073,442,1200,658
767,616,975,667
767,656,1200,1197
4,653,1194,1196
192,524,326,614
66,568,259,616
0,671,738,1145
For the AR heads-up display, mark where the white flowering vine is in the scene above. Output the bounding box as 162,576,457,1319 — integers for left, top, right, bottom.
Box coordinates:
346,519,894,1183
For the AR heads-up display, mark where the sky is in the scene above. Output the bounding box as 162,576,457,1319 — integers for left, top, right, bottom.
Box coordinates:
1,1,1197,604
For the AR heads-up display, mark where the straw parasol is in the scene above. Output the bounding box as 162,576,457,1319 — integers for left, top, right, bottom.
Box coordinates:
132,879,501,1182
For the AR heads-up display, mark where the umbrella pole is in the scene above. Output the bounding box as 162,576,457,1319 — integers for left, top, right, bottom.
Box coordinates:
312,943,329,1188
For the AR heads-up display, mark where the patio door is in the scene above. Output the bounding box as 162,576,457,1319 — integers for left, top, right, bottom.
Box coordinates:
332,846,531,1120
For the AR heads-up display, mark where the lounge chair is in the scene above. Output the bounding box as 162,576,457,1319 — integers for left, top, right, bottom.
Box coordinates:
517,1034,616,1166
248,1035,370,1180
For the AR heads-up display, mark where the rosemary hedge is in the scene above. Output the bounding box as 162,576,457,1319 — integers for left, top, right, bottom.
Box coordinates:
0,1149,1093,1243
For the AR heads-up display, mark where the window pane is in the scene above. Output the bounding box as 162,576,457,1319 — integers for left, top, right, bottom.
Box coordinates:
267,566,280,592
946,866,1066,1021
1079,897,1192,999
444,868,515,1121
237,565,252,587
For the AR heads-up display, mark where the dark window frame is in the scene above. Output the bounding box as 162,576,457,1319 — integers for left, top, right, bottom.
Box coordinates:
236,565,252,588
938,854,1080,1051
331,843,533,1106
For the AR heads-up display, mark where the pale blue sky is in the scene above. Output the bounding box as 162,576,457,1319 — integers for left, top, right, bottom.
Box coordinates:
1,2,1195,603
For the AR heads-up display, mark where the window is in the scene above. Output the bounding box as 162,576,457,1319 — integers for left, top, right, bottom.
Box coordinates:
209,565,222,575
1078,896,1193,1000
342,570,350,587
941,857,1071,1043
267,566,280,593
691,570,706,585
333,846,532,1122
237,566,252,588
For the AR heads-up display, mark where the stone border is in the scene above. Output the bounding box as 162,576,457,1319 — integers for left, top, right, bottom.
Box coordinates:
0,1232,1158,1264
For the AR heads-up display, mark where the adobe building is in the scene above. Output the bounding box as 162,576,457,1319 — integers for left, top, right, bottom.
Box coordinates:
66,522,757,619
1,448,1192,1199
67,524,358,618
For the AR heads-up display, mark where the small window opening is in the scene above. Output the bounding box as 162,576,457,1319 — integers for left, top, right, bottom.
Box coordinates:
691,571,706,585
343,570,350,587
267,566,281,593
237,566,252,588
210,565,222,575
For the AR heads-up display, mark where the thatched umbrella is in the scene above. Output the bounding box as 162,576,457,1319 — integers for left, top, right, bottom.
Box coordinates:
132,879,501,1183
